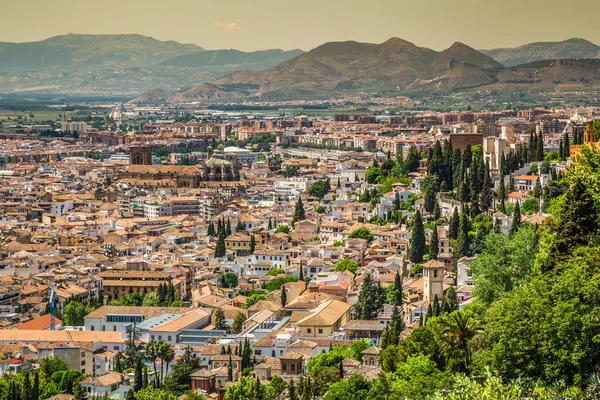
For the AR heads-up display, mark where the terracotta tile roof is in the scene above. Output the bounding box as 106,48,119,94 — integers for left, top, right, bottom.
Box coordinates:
15,314,62,330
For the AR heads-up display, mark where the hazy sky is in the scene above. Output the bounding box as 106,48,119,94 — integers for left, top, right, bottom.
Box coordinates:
2,0,600,51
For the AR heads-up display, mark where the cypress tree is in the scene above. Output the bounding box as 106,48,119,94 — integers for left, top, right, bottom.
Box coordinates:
533,177,542,200
281,286,287,307
288,381,298,400
455,212,471,259
394,192,401,212
480,164,493,212
215,228,226,258
426,303,433,321
433,294,441,316
268,218,272,230
32,372,39,400
433,202,441,220
445,286,458,311
429,227,439,260
510,202,521,235
449,208,460,240
393,271,403,306
134,358,143,391
507,173,515,194
291,197,305,226
537,132,544,161
226,218,232,237
228,355,233,381
409,210,426,263
250,235,256,254
543,179,598,272
559,140,564,160
22,372,32,400
498,174,506,213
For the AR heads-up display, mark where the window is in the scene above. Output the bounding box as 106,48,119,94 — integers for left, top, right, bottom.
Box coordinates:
168,336,172,342
159,335,162,340
113,326,116,332
282,364,287,372
91,326,95,331
307,328,312,334
318,329,323,334
291,364,296,372
81,360,85,366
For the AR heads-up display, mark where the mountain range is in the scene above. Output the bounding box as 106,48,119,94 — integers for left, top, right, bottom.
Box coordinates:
481,38,600,67
138,38,600,102
0,34,304,95
1,34,600,98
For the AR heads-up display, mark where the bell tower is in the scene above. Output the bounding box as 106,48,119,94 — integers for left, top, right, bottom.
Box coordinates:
422,260,444,302
129,145,153,165
584,121,597,144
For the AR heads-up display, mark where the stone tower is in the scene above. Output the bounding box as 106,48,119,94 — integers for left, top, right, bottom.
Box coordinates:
422,260,444,302
129,146,153,166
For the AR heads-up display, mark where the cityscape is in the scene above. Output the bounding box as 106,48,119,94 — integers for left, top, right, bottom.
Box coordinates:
1,1,600,399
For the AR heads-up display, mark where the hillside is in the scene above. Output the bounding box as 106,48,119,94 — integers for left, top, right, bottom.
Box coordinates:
157,49,303,69
0,33,204,69
0,34,303,95
168,38,506,100
483,38,600,67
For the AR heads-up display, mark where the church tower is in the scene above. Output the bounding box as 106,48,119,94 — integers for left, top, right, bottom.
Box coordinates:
584,121,597,144
422,260,444,302
129,145,153,166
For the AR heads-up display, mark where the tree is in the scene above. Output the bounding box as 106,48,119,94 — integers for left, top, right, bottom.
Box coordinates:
142,294,160,307
409,210,425,263
144,340,160,387
521,198,539,214
232,312,245,334
454,212,471,260
509,202,521,235
207,222,215,236
215,308,227,331
63,301,88,326
469,225,538,306
291,197,306,226
40,357,69,380
275,225,290,234
308,179,331,199
543,178,599,273
444,286,458,312
354,273,384,320
279,285,288,308
533,177,542,199
221,272,238,289
334,258,359,274
429,227,439,260
562,132,570,160
226,218,232,237
406,146,421,173
439,311,483,373
134,387,177,400
135,358,144,391
423,174,439,213
348,227,375,243
215,226,227,258
163,346,202,395
73,381,86,400
449,208,460,240
381,305,405,349
250,235,256,254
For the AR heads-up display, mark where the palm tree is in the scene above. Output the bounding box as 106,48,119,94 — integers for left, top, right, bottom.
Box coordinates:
439,311,484,373
143,340,159,387
158,341,175,383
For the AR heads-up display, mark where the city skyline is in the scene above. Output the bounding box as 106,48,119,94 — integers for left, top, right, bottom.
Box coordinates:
2,0,600,51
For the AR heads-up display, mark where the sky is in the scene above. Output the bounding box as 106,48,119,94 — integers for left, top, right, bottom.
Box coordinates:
2,0,600,51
